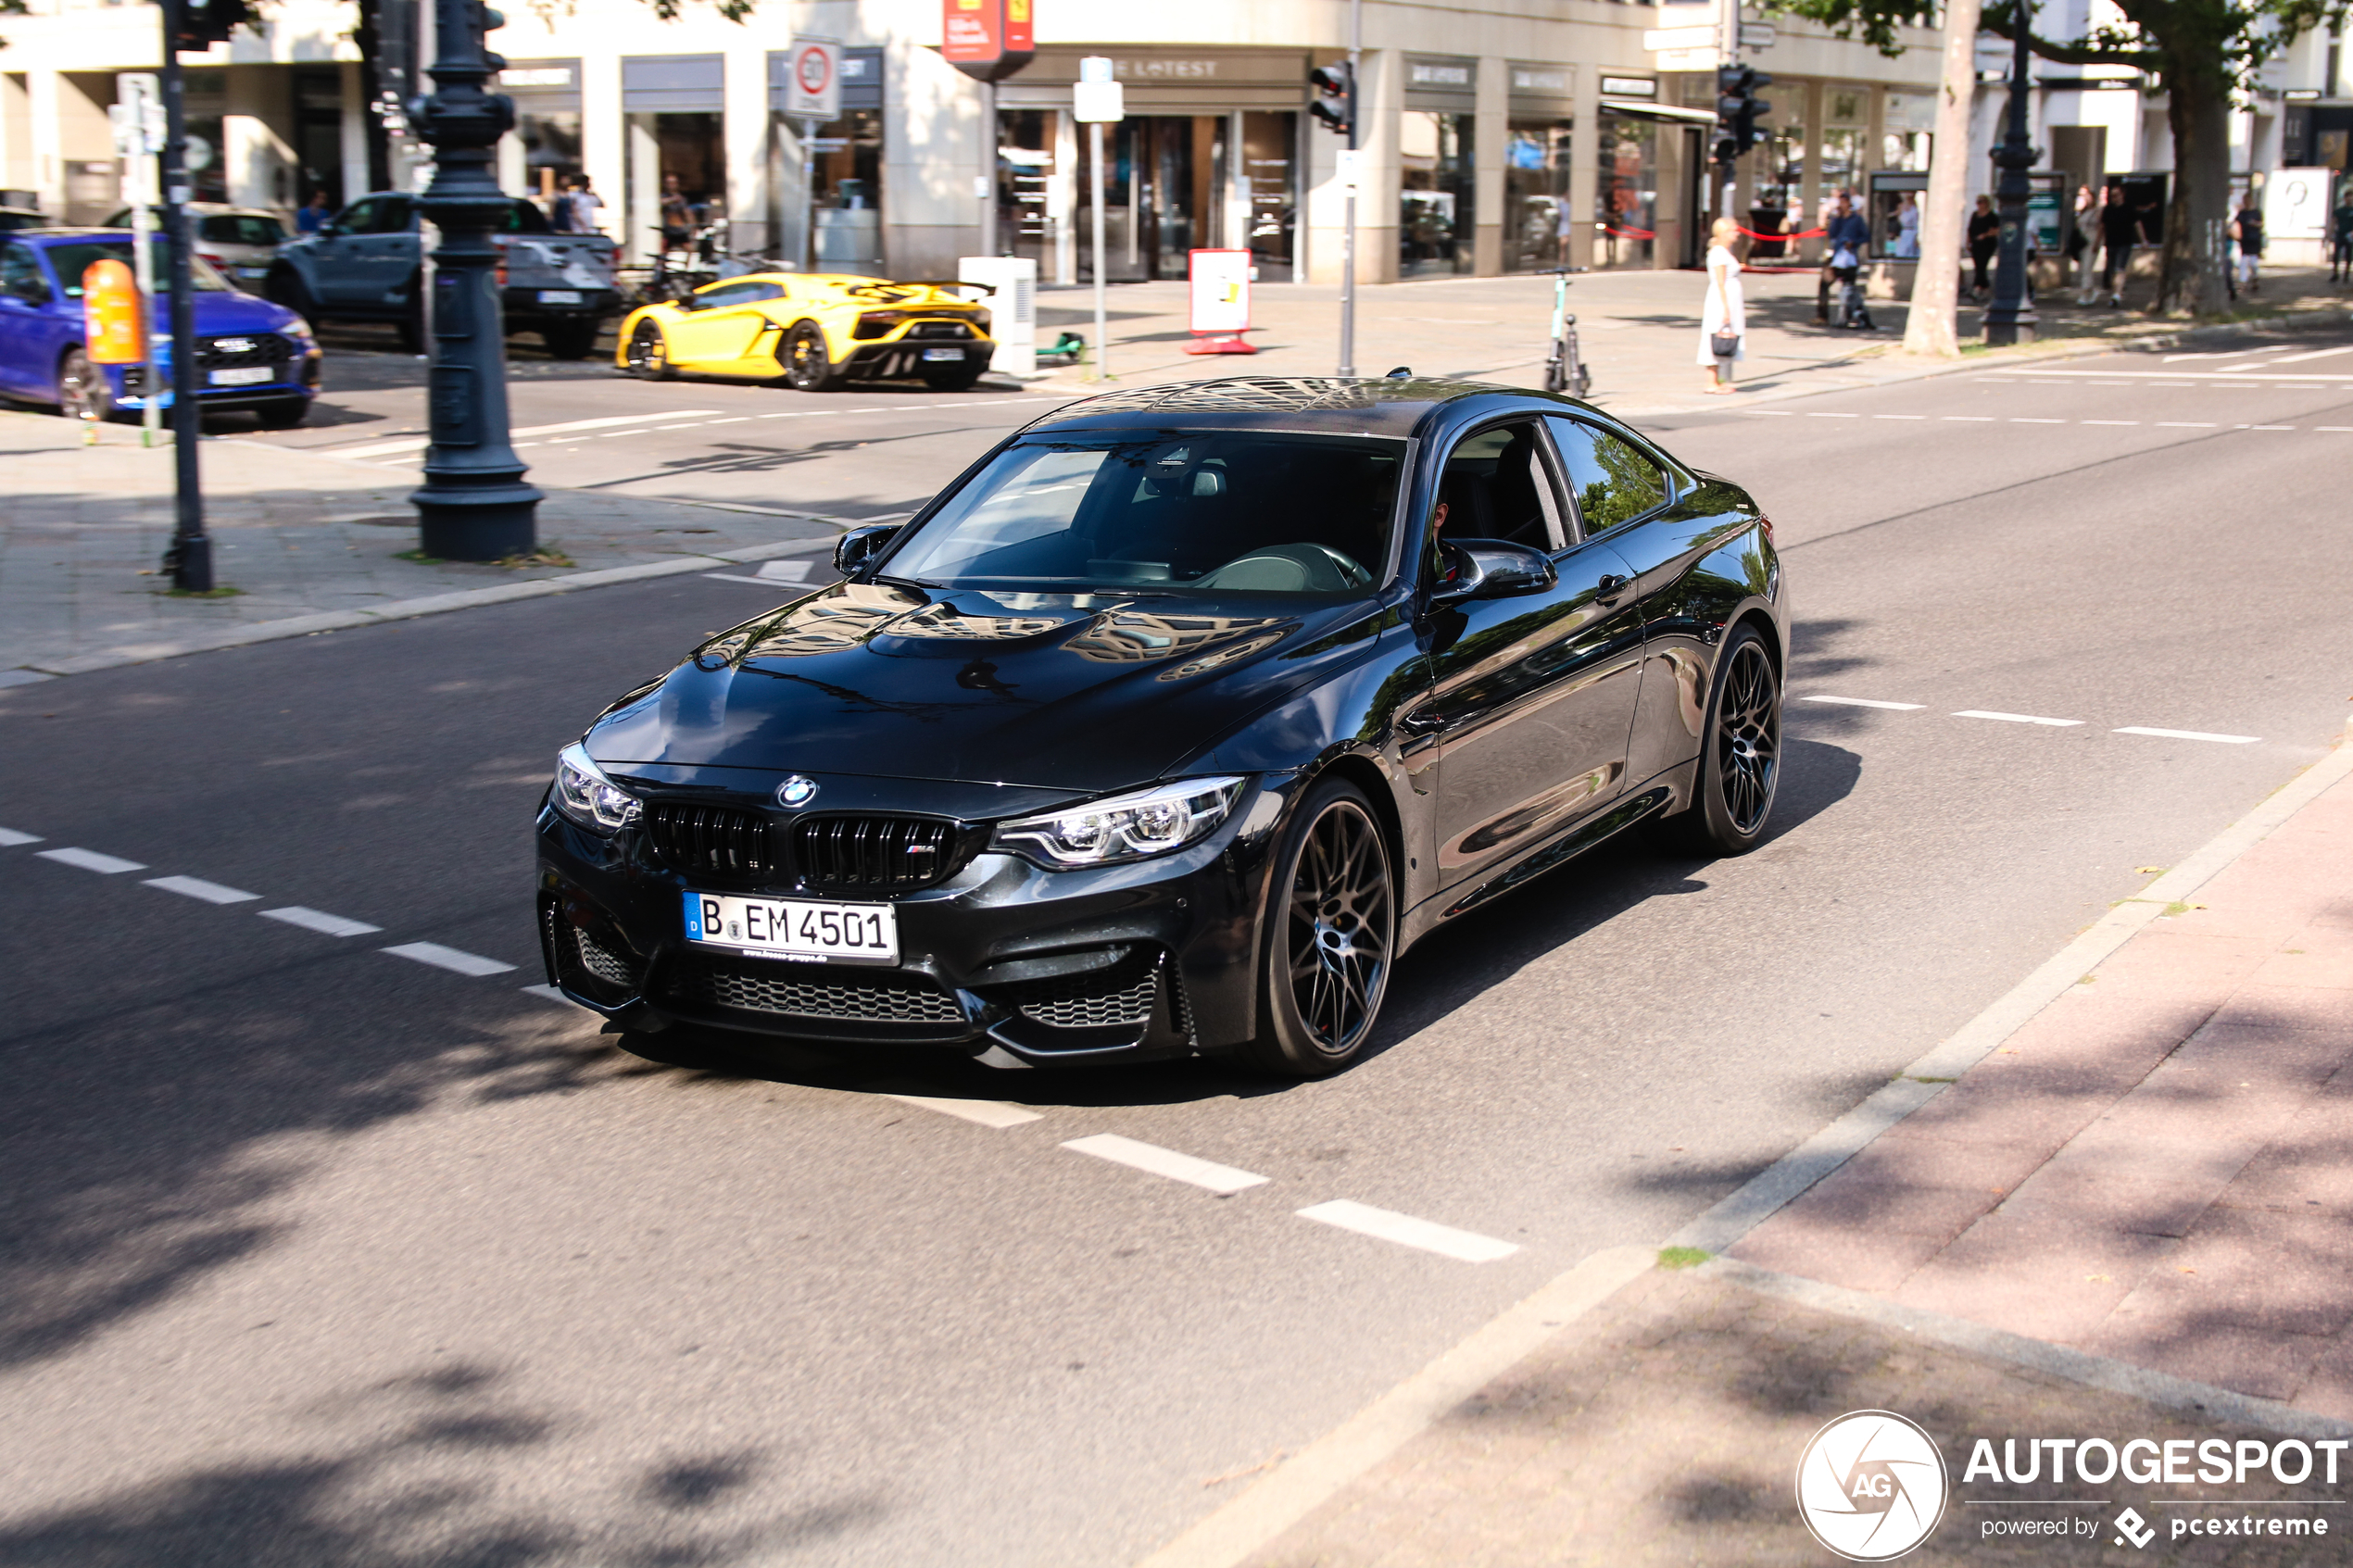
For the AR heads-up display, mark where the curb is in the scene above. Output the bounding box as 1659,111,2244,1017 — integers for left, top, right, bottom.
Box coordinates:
2,532,843,686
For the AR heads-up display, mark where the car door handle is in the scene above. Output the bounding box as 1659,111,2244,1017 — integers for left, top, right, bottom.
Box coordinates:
1595,573,1630,603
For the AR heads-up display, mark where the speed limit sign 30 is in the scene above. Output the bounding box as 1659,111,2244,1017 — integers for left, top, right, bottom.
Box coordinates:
786,38,840,120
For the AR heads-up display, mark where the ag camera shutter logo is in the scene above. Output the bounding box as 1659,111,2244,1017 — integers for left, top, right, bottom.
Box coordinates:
1795,1410,1949,1561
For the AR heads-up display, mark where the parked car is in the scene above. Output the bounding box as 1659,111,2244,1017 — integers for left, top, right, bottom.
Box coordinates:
0,207,49,235
0,228,320,427
103,203,288,293
616,272,996,391
535,376,1788,1075
269,192,619,358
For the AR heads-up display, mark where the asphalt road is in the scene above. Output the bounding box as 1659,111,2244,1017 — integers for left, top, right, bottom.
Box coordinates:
4,338,2350,1565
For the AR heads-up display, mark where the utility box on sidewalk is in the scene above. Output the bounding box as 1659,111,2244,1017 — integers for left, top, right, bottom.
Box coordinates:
958,256,1038,379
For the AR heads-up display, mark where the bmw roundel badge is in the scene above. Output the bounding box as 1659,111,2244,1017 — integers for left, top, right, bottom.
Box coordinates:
775,775,819,809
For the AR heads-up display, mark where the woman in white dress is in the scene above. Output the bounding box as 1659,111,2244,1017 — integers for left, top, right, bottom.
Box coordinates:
1893,193,1921,258
1698,217,1745,395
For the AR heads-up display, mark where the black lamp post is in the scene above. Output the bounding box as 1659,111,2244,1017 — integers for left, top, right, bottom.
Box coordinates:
1983,6,2041,345
407,0,540,558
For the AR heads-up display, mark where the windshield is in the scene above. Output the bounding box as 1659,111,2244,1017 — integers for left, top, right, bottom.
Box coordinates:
48,241,233,295
884,432,1404,596
197,214,287,245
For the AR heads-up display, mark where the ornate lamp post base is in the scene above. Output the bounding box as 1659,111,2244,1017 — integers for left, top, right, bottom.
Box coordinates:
1983,8,2041,347
417,480,543,560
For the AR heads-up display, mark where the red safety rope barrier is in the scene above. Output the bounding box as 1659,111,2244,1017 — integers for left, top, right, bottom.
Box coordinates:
1737,225,1828,241
1601,224,1657,240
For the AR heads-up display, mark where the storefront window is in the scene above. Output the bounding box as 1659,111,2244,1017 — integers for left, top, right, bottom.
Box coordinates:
1075,115,1227,282
1504,120,1573,272
1239,111,1296,282
627,113,723,259
773,108,884,272
1400,109,1474,277
999,107,1063,271
184,69,228,205
1882,131,1931,172
519,110,583,209
1594,112,1655,270
1751,123,1803,258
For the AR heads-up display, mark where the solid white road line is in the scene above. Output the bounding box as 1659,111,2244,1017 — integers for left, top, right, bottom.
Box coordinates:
383,942,517,977
2011,370,2353,383
145,874,259,904
1802,696,1924,710
2115,726,2262,745
324,410,729,458
259,906,383,937
37,847,146,873
884,1094,1044,1128
2267,345,2353,365
0,827,42,846
1954,709,2083,727
1295,1200,1521,1263
1062,1133,1269,1196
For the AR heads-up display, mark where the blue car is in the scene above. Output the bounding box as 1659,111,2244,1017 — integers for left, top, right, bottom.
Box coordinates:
0,228,321,428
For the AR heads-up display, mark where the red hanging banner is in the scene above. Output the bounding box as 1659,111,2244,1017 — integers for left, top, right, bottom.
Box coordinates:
942,0,1033,82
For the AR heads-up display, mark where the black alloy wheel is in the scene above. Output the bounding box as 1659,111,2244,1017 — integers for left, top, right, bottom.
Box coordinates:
1662,623,1780,856
1245,780,1395,1078
542,319,601,361
781,321,845,392
57,348,112,423
626,320,674,381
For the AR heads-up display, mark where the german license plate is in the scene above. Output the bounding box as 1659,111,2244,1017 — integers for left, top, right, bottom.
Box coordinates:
537,289,584,305
209,365,271,385
684,890,898,965
921,347,964,362
237,266,270,279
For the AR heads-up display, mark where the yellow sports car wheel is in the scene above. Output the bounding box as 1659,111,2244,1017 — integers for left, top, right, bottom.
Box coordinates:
782,321,846,393
625,320,673,381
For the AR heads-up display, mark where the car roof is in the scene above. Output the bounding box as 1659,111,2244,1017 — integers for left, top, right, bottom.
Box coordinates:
1020,376,1521,439
13,228,137,244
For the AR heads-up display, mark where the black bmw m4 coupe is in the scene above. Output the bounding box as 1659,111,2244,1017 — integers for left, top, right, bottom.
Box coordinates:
536,376,1787,1077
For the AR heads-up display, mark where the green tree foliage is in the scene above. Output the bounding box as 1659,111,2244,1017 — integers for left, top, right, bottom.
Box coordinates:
1758,0,2351,315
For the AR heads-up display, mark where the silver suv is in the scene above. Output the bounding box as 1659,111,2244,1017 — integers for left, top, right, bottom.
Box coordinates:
268,192,619,359
105,204,288,294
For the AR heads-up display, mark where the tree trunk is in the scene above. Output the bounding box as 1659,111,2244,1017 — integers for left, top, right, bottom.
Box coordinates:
2157,56,2233,316
1904,0,1982,357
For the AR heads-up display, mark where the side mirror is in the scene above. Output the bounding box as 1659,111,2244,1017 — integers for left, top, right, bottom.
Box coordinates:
1428,538,1555,607
833,523,901,577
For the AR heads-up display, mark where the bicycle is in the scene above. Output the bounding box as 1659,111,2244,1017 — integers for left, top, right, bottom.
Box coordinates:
1541,268,1592,399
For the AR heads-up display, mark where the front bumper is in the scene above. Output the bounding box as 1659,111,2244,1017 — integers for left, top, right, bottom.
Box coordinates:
112,350,320,410
535,770,1287,1065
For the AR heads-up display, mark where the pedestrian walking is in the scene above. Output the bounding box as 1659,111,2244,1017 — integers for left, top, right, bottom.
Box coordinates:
2070,183,2098,304
1891,191,1921,258
294,190,332,235
1699,217,1745,395
2098,186,2137,307
554,174,604,235
1967,194,2000,299
659,173,698,257
2333,183,2353,285
2233,193,2265,295
1817,192,1870,325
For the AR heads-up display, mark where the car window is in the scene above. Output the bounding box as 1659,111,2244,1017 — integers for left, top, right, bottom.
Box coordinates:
884,432,1404,596
500,200,552,234
44,240,232,295
1545,416,1668,534
376,198,419,232
1433,420,1563,550
334,197,383,234
198,214,287,245
693,281,785,308
0,210,45,234
1,241,50,302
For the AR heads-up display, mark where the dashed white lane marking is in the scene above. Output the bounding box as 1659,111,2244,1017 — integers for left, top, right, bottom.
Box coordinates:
145,874,259,904
2157,421,2216,428
1943,415,1996,421
2082,420,2140,425
1805,411,1858,419
2321,426,2353,433
260,906,383,937
38,847,146,873
1295,1199,1520,1263
2242,424,2296,432
384,942,516,977
886,1094,1043,1128
1954,710,2084,727
2268,345,2353,366
1063,1133,1269,1196
0,827,42,846
1871,413,1926,420
2115,726,2262,745
2008,417,2064,423
1803,696,1925,710
326,410,726,458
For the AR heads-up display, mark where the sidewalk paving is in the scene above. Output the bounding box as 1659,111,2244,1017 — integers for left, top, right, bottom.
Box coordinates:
1189,728,2353,1565
0,413,838,678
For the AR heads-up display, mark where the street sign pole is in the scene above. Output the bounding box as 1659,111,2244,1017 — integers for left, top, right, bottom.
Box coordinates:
1074,56,1122,382
1340,0,1360,377
786,39,840,273
112,74,165,448
1983,9,2041,345
157,0,210,592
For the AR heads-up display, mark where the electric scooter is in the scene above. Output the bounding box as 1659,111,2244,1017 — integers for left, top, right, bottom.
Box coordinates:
1541,268,1592,399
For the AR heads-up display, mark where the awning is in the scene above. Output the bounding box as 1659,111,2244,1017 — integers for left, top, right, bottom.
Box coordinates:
1599,98,1719,125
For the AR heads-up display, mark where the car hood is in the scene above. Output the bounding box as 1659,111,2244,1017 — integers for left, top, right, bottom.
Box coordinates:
171,290,306,336
585,583,1388,792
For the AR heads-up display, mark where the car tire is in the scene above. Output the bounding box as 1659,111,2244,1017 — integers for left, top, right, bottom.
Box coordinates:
266,268,320,331
57,347,113,423
920,359,987,393
1656,623,1780,857
542,319,601,360
1239,777,1396,1079
251,397,308,430
781,321,846,392
625,320,675,380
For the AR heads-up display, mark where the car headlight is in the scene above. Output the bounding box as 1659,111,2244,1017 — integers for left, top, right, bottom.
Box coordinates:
552,742,642,834
992,777,1246,869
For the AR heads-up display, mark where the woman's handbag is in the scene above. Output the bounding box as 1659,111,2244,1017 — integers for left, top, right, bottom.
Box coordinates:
1710,327,1741,360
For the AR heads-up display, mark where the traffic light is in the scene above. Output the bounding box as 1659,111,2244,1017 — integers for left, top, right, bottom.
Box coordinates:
1309,63,1353,139
170,0,249,52
1712,64,1775,158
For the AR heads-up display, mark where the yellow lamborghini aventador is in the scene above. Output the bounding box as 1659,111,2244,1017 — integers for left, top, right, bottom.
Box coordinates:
615,273,997,392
